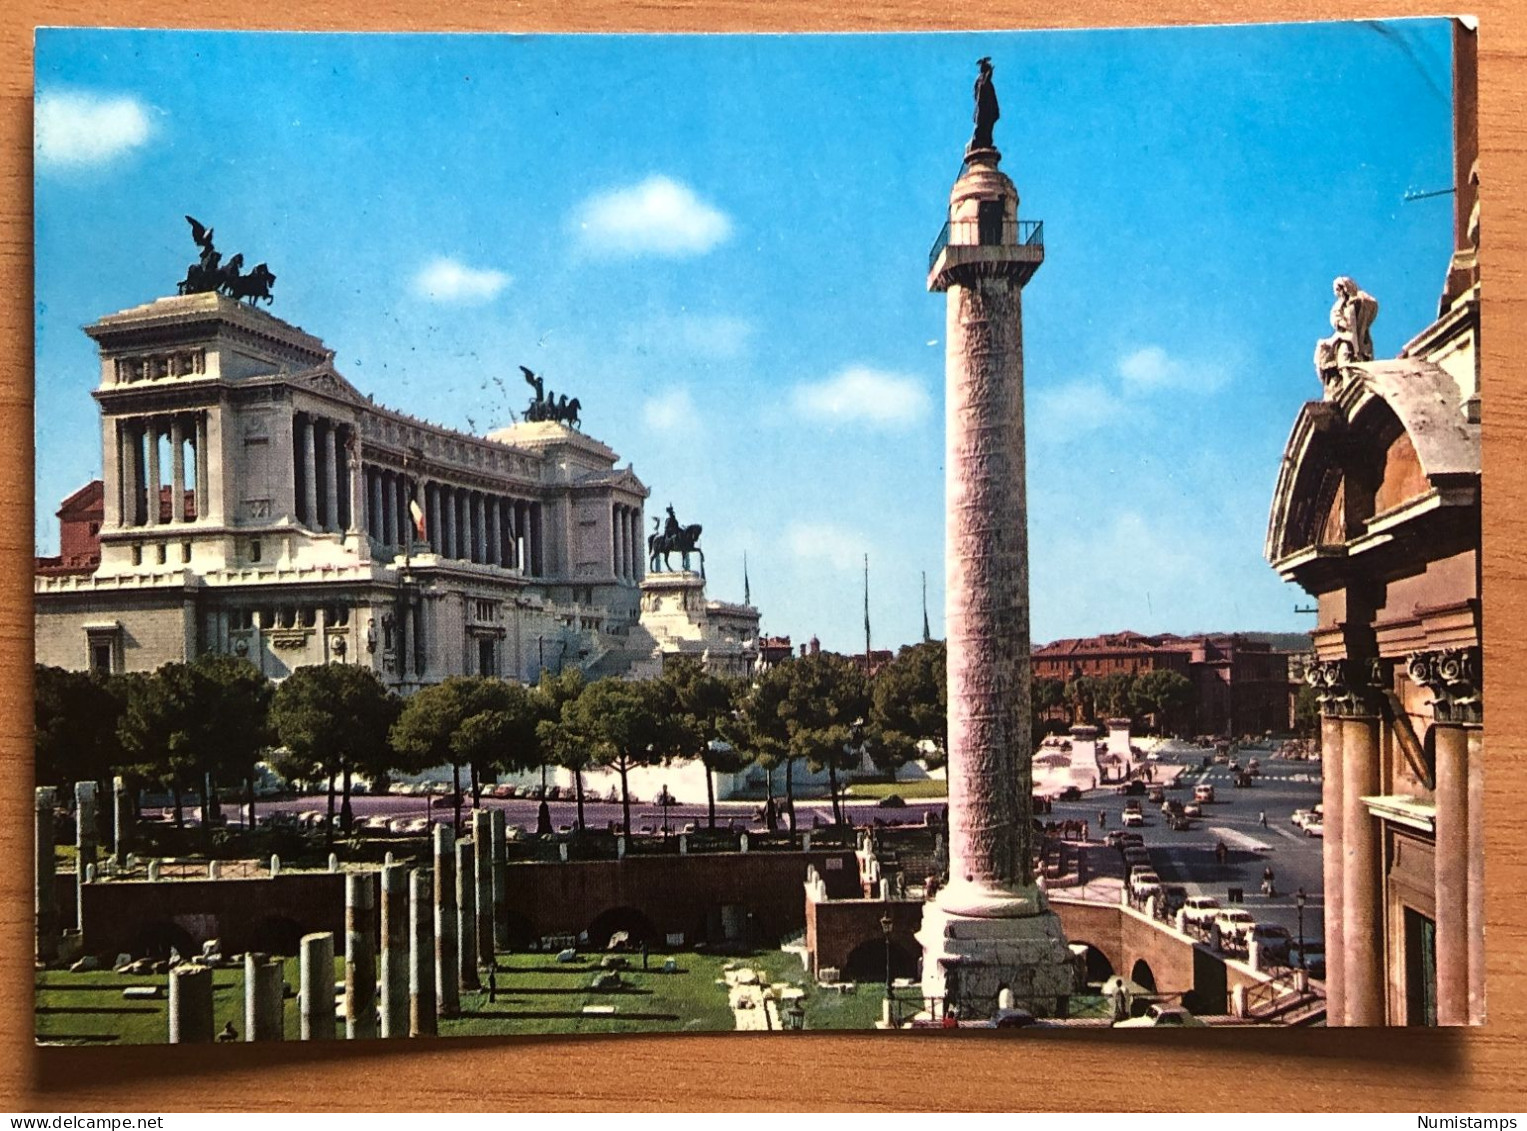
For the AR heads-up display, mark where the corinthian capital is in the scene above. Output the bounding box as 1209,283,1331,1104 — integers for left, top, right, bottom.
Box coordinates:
1307,657,1385,718
1405,648,1482,724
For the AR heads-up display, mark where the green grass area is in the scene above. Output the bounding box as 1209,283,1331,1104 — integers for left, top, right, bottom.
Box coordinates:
844,779,948,800
37,947,884,1044
35,955,343,1045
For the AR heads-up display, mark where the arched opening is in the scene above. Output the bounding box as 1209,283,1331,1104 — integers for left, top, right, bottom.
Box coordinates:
586,906,658,950
842,937,919,984
1130,958,1158,993
131,919,194,961
1072,942,1116,985
249,916,305,957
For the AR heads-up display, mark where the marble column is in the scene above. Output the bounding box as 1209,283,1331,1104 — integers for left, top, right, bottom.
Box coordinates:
145,419,161,526
36,787,57,963
168,963,214,1043
425,483,439,554
113,775,131,867
441,487,455,558
345,872,378,1039
170,417,186,522
473,810,495,967
456,837,480,992
244,952,286,1041
195,413,210,522
379,863,410,1038
300,415,318,528
369,468,384,544
346,432,362,534
324,421,340,532
1320,710,1346,1026
75,781,98,938
1434,724,1470,1025
491,809,509,950
409,869,437,1037
434,825,460,1018
1341,713,1383,1026
1467,725,1485,1024
300,931,336,1041
486,497,499,566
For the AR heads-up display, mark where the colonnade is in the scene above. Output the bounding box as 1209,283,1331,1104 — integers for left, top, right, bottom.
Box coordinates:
362,466,543,576
116,412,209,527
292,413,356,533
612,503,643,582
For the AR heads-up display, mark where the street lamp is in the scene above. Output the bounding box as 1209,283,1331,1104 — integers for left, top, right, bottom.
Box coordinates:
1295,886,1307,970
880,910,894,1002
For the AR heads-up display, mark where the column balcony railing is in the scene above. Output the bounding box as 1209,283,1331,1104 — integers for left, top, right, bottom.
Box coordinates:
928,218,1043,273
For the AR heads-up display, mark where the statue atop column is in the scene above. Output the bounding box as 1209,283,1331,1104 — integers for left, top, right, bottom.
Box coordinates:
970,57,1000,152
647,505,705,575
1314,276,1378,384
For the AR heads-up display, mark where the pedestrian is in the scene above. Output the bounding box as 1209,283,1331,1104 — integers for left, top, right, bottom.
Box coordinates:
1259,811,1267,828
1098,810,1107,830
486,963,498,1004
641,941,649,970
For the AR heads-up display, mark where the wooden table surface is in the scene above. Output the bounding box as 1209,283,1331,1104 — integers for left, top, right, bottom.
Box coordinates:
3,0,1525,1112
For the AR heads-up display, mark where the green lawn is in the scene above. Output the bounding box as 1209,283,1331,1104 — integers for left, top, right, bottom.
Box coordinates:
844,779,948,800
36,947,884,1044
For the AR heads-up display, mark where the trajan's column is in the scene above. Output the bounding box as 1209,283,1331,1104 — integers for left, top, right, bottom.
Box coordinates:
918,57,1077,1018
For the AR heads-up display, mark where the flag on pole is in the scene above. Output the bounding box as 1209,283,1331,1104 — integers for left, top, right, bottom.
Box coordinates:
409,497,427,539
744,552,751,606
922,571,931,643
863,553,871,668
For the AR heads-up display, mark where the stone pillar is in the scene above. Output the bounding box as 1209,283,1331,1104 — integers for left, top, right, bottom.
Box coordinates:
916,133,1073,1018
410,869,437,1037
1434,723,1470,1026
379,863,410,1038
1466,725,1485,1024
298,414,317,528
443,487,457,559
75,781,98,936
112,776,131,866
491,809,509,950
324,421,340,533
345,872,378,1039
473,810,495,967
457,838,480,992
35,787,57,963
144,418,161,526
369,468,384,544
168,963,215,1043
244,952,285,1041
196,412,210,522
346,433,363,535
1341,713,1383,1026
300,931,336,1041
169,416,186,522
486,496,500,566
434,825,460,1017
1319,710,1346,1026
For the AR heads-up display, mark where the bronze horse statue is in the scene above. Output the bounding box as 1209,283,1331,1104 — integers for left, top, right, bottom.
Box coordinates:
648,512,704,575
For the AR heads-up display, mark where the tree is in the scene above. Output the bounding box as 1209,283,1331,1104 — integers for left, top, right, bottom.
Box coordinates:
757,653,870,827
35,665,124,792
1131,669,1195,735
658,658,745,829
1030,676,1068,744
453,679,544,806
1293,683,1320,737
534,668,588,825
739,662,799,832
1097,671,1136,720
560,678,665,836
870,641,947,773
1064,674,1098,725
117,657,271,844
272,664,399,845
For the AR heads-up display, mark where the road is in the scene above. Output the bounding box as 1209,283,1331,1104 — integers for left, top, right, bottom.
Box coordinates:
1048,738,1325,947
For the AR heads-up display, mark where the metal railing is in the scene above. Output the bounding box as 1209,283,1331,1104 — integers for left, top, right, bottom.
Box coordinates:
928,218,1044,272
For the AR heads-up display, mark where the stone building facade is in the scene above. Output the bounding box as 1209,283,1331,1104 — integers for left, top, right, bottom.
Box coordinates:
35,292,651,690
1264,18,1482,1027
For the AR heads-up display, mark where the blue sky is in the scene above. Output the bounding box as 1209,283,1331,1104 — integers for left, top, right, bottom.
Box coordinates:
34,21,1456,653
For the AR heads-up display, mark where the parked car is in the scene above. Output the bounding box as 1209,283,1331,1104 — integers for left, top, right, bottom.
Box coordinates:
1291,808,1317,828
1114,1004,1204,1027
1214,909,1257,947
1147,786,1165,804
1289,941,1327,979
1194,783,1216,803
1129,869,1162,897
1182,896,1221,925
1249,923,1293,964
1161,884,1189,916
1122,810,1145,828
1123,847,1151,868
1304,821,1324,838
1057,785,1083,801
1183,802,1203,818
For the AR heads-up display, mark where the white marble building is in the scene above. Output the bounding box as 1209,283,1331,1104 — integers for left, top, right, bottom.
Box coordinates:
35,292,653,690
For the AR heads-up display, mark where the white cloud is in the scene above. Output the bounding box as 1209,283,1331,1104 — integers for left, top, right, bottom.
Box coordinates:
1031,380,1126,436
790,365,932,430
575,176,731,257
786,522,869,573
35,90,154,169
1118,345,1228,394
643,387,699,433
411,257,510,304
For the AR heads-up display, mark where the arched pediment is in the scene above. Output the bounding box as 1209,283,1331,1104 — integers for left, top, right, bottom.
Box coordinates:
1266,358,1479,569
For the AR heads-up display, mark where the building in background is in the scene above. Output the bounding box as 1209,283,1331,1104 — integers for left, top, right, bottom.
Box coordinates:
1264,18,1481,1027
